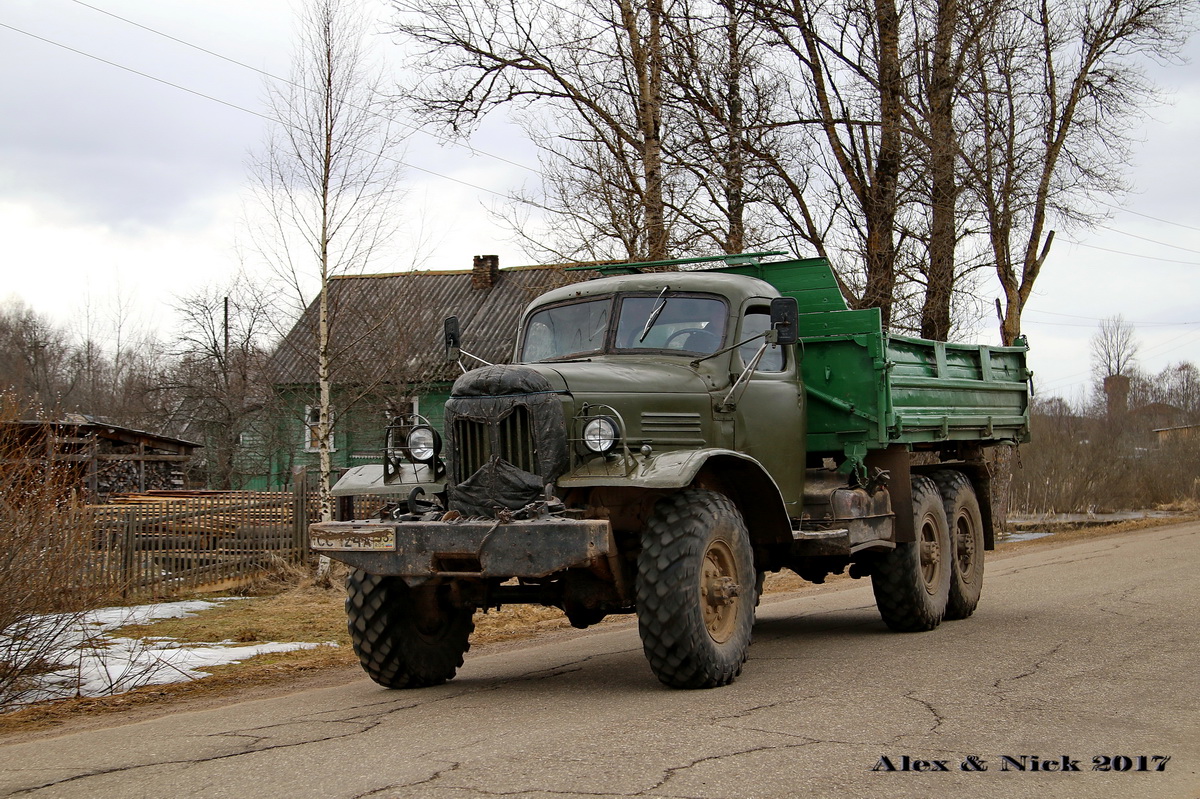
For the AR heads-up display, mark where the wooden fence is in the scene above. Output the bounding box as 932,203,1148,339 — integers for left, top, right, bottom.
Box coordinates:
87,486,318,600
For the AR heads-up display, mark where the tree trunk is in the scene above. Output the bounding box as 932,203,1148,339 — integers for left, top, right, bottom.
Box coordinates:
861,0,902,328
722,0,746,254
921,0,957,341
620,0,669,260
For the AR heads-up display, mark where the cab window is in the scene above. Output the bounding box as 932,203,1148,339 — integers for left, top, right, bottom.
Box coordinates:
521,298,611,361
739,309,784,372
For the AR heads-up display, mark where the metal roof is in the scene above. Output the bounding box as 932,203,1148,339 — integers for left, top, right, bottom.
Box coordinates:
267,264,598,386
4,420,201,451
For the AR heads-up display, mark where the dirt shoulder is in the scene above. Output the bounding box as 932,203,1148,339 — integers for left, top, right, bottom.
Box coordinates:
2,514,1192,742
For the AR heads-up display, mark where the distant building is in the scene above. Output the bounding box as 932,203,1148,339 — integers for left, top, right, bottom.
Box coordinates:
1154,424,1200,445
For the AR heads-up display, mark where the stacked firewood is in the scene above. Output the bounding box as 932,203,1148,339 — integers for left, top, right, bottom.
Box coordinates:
89,491,305,550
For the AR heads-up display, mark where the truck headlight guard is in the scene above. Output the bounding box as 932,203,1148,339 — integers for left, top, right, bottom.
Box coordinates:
406,425,441,463
582,416,619,453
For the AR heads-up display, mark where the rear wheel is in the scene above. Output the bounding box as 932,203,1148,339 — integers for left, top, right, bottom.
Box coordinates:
932,470,985,620
636,489,758,689
345,570,474,688
871,476,951,632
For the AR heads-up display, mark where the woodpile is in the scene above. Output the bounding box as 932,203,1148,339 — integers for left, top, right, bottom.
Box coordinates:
90,490,313,554
95,460,182,496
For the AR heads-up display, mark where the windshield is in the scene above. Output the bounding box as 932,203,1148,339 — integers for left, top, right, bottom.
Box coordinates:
615,296,726,353
521,298,611,361
520,293,727,362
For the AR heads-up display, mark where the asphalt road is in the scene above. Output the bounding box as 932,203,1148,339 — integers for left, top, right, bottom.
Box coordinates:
1,522,1197,799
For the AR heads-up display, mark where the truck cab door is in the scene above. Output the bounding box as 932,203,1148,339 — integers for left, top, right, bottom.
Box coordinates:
731,305,806,516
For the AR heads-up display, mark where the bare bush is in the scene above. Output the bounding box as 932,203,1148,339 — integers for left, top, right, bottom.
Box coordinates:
0,397,114,711
1010,396,1200,514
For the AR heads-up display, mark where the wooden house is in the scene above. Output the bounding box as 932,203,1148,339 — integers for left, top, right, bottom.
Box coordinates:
252,256,595,488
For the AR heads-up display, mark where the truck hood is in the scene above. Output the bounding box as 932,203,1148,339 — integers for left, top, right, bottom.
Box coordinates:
540,358,713,396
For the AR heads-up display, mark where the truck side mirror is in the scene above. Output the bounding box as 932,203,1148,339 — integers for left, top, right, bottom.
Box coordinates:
770,297,799,346
444,316,462,362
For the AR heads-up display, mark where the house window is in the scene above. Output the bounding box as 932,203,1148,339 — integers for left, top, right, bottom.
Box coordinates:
304,405,335,452
389,397,419,421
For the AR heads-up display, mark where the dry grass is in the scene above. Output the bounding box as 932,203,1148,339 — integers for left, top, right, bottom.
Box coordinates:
0,402,122,712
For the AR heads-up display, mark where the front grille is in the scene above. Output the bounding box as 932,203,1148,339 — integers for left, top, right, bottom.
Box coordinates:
453,406,537,482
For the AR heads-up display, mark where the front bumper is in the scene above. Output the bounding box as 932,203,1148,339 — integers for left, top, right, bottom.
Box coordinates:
310,517,612,578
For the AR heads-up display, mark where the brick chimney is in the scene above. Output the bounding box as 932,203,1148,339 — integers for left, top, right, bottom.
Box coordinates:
472,254,500,290
1103,374,1130,417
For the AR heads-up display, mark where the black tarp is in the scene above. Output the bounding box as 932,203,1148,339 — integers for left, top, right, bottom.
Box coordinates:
444,365,570,517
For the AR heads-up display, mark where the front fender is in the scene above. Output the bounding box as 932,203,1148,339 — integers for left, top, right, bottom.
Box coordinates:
330,463,445,497
559,449,792,553
558,448,734,489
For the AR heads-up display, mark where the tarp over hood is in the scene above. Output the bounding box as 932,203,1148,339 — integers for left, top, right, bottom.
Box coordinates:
444,365,569,518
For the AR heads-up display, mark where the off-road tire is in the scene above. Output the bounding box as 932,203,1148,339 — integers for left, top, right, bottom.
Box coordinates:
931,470,985,620
871,476,951,632
636,489,758,689
345,570,474,689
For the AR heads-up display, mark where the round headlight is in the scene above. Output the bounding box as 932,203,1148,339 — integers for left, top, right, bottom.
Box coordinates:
583,417,619,453
406,426,439,462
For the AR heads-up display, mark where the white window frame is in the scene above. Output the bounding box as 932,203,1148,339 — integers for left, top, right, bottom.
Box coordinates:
388,396,420,420
303,405,336,453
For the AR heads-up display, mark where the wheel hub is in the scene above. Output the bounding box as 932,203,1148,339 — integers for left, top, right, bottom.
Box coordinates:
919,520,943,589
955,517,975,572
701,539,742,643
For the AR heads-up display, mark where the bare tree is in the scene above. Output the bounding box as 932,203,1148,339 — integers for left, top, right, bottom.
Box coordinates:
391,0,678,261
1161,361,1200,419
960,0,1192,347
164,277,275,489
660,0,786,254
1091,315,1140,379
0,300,80,410
751,0,910,327
0,396,112,711
71,292,167,430
901,0,1005,340
250,0,407,520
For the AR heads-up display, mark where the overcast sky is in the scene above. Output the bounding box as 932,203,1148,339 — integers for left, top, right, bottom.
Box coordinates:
1,0,1198,403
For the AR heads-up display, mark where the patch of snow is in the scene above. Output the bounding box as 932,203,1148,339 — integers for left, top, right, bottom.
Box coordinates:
5,599,336,708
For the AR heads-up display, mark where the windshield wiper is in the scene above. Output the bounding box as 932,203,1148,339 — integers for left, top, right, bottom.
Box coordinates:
638,286,670,343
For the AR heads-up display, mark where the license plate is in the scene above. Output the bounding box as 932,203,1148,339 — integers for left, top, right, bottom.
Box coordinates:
311,526,396,551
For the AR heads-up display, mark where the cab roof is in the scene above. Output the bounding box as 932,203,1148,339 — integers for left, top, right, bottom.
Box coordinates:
528,270,782,312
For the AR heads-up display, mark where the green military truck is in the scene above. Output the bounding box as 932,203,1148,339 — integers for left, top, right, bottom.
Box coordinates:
311,253,1030,690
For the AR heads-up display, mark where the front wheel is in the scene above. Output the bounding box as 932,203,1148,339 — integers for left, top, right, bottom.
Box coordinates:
871,476,951,632
636,489,758,689
345,570,474,689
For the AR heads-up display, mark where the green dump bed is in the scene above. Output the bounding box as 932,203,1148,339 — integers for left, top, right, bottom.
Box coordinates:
719,257,1031,457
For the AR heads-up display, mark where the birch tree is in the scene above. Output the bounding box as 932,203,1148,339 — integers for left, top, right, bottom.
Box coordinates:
251,0,406,521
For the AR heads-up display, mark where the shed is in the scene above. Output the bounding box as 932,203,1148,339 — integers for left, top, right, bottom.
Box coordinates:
0,416,201,501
